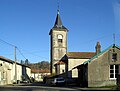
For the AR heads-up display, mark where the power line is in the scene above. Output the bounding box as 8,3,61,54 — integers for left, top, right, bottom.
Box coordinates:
16,47,27,60
0,38,27,60
20,49,49,60
79,33,113,45
0,38,49,61
0,38,15,47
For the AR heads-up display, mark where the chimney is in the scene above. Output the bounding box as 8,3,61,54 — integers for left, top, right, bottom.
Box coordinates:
95,42,101,54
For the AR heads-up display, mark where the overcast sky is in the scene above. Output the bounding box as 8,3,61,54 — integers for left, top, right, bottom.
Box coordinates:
0,0,120,63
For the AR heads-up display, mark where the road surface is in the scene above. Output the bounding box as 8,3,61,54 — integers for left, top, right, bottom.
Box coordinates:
0,82,114,91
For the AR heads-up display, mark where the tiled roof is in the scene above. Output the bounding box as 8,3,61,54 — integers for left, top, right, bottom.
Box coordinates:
67,52,96,59
0,56,13,63
31,69,50,73
0,56,30,68
55,61,65,65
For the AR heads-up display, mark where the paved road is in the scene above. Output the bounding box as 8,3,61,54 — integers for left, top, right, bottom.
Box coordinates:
0,82,114,91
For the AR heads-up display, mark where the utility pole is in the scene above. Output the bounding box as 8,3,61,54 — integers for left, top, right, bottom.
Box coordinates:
14,46,17,83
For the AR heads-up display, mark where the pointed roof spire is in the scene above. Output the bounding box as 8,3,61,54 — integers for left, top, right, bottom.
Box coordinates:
53,10,67,29
53,9,63,28
57,0,60,14
52,0,67,29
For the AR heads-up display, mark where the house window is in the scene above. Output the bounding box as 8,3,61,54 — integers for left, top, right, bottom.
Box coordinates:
112,53,117,61
110,65,119,79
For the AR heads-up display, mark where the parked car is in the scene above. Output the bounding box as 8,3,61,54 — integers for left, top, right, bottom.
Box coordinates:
51,77,65,86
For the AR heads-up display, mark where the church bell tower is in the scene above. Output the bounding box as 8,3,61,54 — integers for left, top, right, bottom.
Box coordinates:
49,9,68,74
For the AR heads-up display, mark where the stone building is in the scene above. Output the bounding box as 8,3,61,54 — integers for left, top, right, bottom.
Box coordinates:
75,44,120,87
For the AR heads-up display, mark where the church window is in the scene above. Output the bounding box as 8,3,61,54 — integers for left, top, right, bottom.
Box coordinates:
57,34,63,43
110,65,119,79
58,39,62,43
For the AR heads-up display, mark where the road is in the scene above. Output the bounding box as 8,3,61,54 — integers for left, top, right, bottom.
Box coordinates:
0,82,114,91
0,86,80,91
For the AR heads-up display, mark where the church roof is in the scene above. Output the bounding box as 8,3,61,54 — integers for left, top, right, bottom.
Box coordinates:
52,10,67,30
67,52,96,59
31,69,50,73
49,9,68,35
54,61,65,65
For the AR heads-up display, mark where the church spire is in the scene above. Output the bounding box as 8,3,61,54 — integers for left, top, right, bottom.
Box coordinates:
52,1,67,29
54,9,63,28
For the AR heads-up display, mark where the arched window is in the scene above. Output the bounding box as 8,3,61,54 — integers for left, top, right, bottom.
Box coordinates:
57,34,63,43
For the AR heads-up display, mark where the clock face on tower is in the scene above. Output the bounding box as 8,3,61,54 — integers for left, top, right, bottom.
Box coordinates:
57,34,63,39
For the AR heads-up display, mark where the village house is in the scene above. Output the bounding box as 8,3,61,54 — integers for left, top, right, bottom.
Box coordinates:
75,44,120,87
31,69,50,82
0,56,31,85
0,56,13,85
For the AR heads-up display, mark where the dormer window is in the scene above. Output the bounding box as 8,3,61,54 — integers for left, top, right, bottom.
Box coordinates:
112,53,117,61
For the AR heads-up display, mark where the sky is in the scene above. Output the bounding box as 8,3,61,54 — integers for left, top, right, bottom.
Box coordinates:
0,0,120,63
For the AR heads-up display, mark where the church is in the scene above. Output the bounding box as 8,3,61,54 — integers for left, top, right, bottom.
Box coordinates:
49,9,120,87
49,9,97,78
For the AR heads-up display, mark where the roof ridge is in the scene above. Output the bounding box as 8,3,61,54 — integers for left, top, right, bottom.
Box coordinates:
83,44,118,65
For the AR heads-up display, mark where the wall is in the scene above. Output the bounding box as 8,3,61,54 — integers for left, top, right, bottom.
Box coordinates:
50,30,67,73
16,64,22,81
26,67,31,78
51,30,67,61
59,64,65,74
0,61,13,85
68,59,89,78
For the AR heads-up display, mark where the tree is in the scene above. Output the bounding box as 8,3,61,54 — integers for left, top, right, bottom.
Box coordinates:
29,61,50,70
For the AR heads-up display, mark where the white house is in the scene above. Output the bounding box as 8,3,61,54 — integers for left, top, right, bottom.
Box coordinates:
0,56,31,85
0,56,13,85
31,69,50,82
